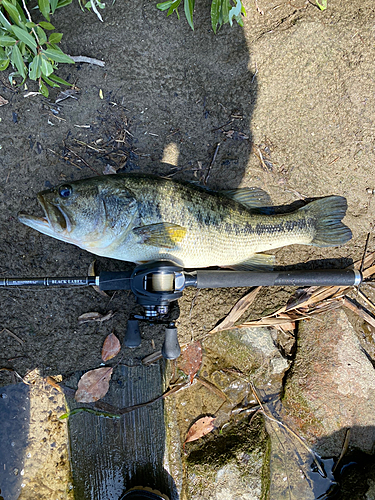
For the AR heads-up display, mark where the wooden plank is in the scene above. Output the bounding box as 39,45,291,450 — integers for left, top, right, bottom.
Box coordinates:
67,362,180,500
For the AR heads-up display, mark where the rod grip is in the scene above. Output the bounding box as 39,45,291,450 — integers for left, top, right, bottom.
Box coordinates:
195,269,362,288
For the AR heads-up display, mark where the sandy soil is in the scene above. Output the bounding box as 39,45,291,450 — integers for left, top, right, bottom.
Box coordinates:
0,0,374,392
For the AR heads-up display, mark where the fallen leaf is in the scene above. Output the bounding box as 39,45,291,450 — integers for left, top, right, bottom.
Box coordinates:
75,367,113,402
78,310,114,324
102,332,121,361
210,286,261,334
0,95,9,106
184,416,216,449
178,341,202,383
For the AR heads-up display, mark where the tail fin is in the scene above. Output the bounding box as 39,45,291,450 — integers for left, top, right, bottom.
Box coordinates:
300,196,352,247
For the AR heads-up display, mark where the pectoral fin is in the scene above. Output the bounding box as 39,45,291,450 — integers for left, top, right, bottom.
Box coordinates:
133,223,187,249
227,253,275,271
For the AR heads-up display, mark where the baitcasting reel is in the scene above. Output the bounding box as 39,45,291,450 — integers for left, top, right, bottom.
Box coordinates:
0,261,364,359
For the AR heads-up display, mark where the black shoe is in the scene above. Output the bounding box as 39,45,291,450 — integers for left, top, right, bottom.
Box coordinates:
120,486,169,500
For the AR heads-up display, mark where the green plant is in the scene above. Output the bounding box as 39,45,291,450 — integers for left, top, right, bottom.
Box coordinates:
0,0,75,96
156,0,246,32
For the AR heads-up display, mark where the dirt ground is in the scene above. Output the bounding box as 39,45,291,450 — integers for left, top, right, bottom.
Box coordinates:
0,0,374,414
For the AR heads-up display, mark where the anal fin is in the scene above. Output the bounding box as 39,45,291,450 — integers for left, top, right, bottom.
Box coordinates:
225,253,275,271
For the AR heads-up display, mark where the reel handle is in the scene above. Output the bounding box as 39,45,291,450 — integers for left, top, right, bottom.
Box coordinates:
124,319,142,348
162,323,181,360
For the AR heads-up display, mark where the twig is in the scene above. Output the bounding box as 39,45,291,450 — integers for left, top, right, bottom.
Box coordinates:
332,428,350,473
357,290,375,314
67,55,105,67
65,146,100,175
195,375,228,401
0,328,24,345
204,142,220,185
341,296,375,328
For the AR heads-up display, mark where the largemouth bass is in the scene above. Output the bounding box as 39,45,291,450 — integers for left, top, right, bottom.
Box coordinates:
18,174,352,269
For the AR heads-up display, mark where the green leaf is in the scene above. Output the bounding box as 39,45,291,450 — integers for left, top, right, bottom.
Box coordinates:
48,73,71,85
50,0,59,13
42,48,74,64
184,0,194,30
210,0,220,33
39,21,55,30
222,0,229,24
56,0,73,9
36,25,47,44
39,80,49,96
38,0,51,20
11,25,37,53
41,74,60,87
25,21,36,28
48,32,63,44
10,43,26,78
156,0,173,11
167,0,181,16
41,54,53,75
0,10,12,29
316,0,327,10
2,0,23,26
29,53,42,79
0,58,10,70
0,35,17,46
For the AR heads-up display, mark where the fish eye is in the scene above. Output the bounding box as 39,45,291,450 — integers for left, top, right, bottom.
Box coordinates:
58,185,73,198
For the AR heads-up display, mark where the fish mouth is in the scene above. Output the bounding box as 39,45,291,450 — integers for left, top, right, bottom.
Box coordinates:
18,194,72,237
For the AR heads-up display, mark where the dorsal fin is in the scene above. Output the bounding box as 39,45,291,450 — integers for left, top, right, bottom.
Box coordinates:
221,187,273,210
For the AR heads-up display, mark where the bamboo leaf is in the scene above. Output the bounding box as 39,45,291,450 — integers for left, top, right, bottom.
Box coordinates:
210,286,261,334
41,55,53,76
39,21,55,30
41,74,60,87
36,26,47,45
48,32,63,44
210,0,220,33
0,35,17,46
42,47,74,63
10,44,26,78
0,58,10,70
184,0,194,30
156,0,173,11
48,73,71,85
29,53,42,79
11,25,37,53
39,80,49,96
50,0,59,13
38,0,51,20
2,0,24,26
0,10,12,29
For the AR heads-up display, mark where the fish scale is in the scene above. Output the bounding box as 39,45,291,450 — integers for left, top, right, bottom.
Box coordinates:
18,173,352,269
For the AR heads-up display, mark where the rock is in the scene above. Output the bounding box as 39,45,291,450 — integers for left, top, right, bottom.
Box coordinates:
283,308,375,457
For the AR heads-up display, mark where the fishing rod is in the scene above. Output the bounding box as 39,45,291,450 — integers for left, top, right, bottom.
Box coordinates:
0,261,365,359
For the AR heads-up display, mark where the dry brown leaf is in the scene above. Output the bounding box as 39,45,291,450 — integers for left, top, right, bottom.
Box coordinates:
178,341,202,383
101,332,121,361
78,311,114,324
210,286,261,334
75,367,113,402
184,416,216,449
0,95,8,106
